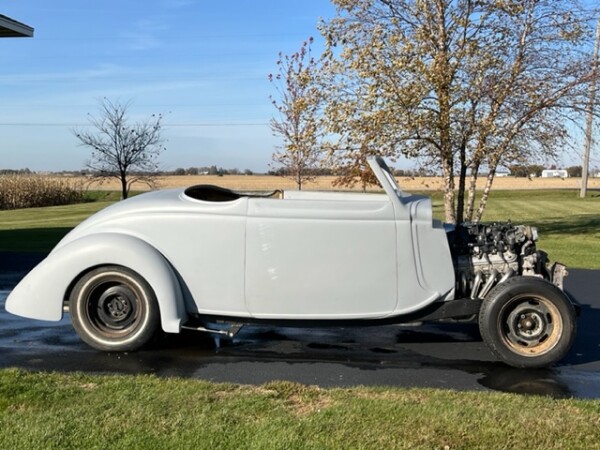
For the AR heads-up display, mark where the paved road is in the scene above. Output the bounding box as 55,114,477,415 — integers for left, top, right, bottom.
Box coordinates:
1,253,598,399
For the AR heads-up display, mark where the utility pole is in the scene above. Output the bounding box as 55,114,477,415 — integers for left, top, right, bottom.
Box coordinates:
581,17,600,198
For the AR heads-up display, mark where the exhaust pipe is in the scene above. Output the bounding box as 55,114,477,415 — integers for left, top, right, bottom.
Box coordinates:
470,272,483,300
478,269,499,299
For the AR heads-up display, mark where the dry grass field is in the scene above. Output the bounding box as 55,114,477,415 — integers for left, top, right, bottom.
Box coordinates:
66,174,600,193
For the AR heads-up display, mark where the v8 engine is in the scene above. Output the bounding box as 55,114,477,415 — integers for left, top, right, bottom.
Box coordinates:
449,222,567,300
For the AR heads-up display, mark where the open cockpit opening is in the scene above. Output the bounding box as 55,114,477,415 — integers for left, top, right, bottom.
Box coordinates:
184,185,282,202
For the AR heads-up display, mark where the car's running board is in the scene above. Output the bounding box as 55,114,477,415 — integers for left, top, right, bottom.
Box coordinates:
187,299,484,329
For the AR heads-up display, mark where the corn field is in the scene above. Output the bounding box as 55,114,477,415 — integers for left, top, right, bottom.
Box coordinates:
0,176,84,210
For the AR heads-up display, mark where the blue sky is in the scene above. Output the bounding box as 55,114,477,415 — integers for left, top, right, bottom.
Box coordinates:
1,1,597,173
1,0,336,172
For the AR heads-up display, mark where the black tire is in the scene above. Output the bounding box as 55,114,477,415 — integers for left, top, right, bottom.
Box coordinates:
69,266,160,351
478,276,577,369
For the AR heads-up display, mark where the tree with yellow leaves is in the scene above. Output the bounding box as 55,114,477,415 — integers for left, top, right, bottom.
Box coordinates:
319,0,600,223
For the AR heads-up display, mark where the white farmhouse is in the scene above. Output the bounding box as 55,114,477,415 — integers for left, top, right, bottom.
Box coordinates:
541,169,568,178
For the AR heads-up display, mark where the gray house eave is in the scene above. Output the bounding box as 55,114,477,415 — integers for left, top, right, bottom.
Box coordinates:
0,14,34,37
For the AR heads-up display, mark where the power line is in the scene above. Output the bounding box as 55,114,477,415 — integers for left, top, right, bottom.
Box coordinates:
32,32,310,41
0,122,269,127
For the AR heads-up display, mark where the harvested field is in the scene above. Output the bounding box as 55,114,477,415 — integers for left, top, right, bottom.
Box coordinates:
60,175,600,192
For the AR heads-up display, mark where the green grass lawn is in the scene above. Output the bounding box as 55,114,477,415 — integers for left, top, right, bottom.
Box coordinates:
0,202,111,252
424,189,599,269
481,191,600,269
0,369,598,450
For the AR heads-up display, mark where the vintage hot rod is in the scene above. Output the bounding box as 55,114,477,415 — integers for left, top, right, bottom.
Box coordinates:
6,157,576,368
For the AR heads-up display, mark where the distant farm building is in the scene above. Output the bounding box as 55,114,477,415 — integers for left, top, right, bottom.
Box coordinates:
541,169,568,178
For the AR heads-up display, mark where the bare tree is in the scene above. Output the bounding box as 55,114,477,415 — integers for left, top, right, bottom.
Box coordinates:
74,99,165,199
269,38,322,190
319,0,600,223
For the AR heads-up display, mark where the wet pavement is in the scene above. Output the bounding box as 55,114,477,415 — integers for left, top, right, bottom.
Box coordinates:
1,255,599,399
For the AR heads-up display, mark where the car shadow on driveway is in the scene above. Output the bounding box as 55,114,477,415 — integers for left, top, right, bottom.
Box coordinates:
562,305,600,366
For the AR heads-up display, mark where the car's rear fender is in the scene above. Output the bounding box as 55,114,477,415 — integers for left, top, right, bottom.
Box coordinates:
5,233,186,333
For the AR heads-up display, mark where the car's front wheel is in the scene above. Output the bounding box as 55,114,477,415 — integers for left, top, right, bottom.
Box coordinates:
478,276,577,369
69,266,160,351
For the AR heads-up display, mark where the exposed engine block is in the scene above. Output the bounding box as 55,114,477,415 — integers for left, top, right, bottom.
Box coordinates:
449,222,563,299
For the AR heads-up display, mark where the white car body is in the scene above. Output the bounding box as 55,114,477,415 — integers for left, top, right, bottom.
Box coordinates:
6,157,454,328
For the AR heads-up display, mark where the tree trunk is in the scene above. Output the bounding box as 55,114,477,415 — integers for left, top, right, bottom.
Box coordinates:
455,143,467,225
465,172,478,222
438,93,455,223
121,173,128,200
475,158,499,222
441,156,456,224
465,161,480,222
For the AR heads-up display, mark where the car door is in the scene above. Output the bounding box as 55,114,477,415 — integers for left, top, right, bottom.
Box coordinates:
245,196,398,319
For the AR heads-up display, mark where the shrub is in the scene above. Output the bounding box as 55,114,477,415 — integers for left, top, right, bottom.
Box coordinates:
0,175,84,210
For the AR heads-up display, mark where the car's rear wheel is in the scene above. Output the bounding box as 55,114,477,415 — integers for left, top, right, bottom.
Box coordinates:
69,266,160,351
478,277,576,369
